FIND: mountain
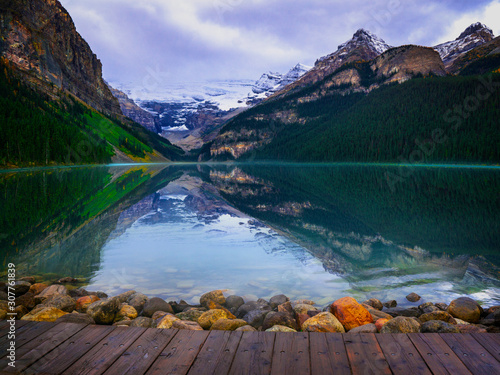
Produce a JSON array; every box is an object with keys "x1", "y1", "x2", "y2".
[
  {"x1": 434, "y1": 22, "x2": 495, "y2": 69},
  {"x1": 0, "y1": 0, "x2": 184, "y2": 166},
  {"x1": 448, "y1": 36, "x2": 500, "y2": 75}
]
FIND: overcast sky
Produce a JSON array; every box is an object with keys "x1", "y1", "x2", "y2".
[{"x1": 60, "y1": 0, "x2": 500, "y2": 86}]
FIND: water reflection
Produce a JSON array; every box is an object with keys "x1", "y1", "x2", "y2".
[{"x1": 1, "y1": 163, "x2": 499, "y2": 305}]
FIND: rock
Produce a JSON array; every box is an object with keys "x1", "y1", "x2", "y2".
[
  {"x1": 302, "y1": 312, "x2": 345, "y2": 333},
  {"x1": 126, "y1": 293, "x2": 148, "y2": 314},
  {"x1": 15, "y1": 305, "x2": 29, "y2": 319},
  {"x1": 406, "y1": 293, "x2": 421, "y2": 302},
  {"x1": 115, "y1": 290, "x2": 136, "y2": 303},
  {"x1": 294, "y1": 299, "x2": 315, "y2": 305},
  {"x1": 152, "y1": 311, "x2": 170, "y2": 321},
  {"x1": 236, "y1": 301, "x2": 270, "y2": 318},
  {"x1": 262, "y1": 312, "x2": 298, "y2": 331},
  {"x1": 235, "y1": 325, "x2": 257, "y2": 332},
  {"x1": 156, "y1": 314, "x2": 179, "y2": 329},
  {"x1": 200, "y1": 290, "x2": 226, "y2": 308},
  {"x1": 362, "y1": 298, "x2": 383, "y2": 311},
  {"x1": 266, "y1": 325, "x2": 297, "y2": 332},
  {"x1": 243, "y1": 309, "x2": 271, "y2": 329},
  {"x1": 86, "y1": 297, "x2": 120, "y2": 324},
  {"x1": 76, "y1": 295, "x2": 100, "y2": 312},
  {"x1": 421, "y1": 321, "x2": 460, "y2": 333},
  {"x1": 419, "y1": 302, "x2": 440, "y2": 314},
  {"x1": 384, "y1": 307, "x2": 420, "y2": 318},
  {"x1": 206, "y1": 301, "x2": 236, "y2": 319},
  {"x1": 95, "y1": 291, "x2": 108, "y2": 299},
  {"x1": 176, "y1": 310, "x2": 204, "y2": 322},
  {"x1": 173, "y1": 320, "x2": 204, "y2": 330},
  {"x1": 13, "y1": 281, "x2": 31, "y2": 296},
  {"x1": 115, "y1": 305, "x2": 138, "y2": 322},
  {"x1": 170, "y1": 301, "x2": 192, "y2": 314},
  {"x1": 435, "y1": 303, "x2": 448, "y2": 311},
  {"x1": 0, "y1": 301, "x2": 8, "y2": 311},
  {"x1": 44, "y1": 295, "x2": 76, "y2": 312},
  {"x1": 0, "y1": 309, "x2": 7, "y2": 320},
  {"x1": 447, "y1": 297, "x2": 482, "y2": 323},
  {"x1": 210, "y1": 319, "x2": 248, "y2": 331},
  {"x1": 57, "y1": 277, "x2": 78, "y2": 284},
  {"x1": 454, "y1": 318, "x2": 470, "y2": 325},
  {"x1": 348, "y1": 323, "x2": 378, "y2": 333},
  {"x1": 486, "y1": 306, "x2": 500, "y2": 315},
  {"x1": 114, "y1": 320, "x2": 133, "y2": 326},
  {"x1": 68, "y1": 288, "x2": 89, "y2": 298},
  {"x1": 277, "y1": 301, "x2": 294, "y2": 315},
  {"x1": 293, "y1": 304, "x2": 318, "y2": 315},
  {"x1": 269, "y1": 295, "x2": 289, "y2": 309},
  {"x1": 366, "y1": 307, "x2": 393, "y2": 321},
  {"x1": 330, "y1": 297, "x2": 373, "y2": 331},
  {"x1": 383, "y1": 300, "x2": 397, "y2": 308},
  {"x1": 35, "y1": 284, "x2": 67, "y2": 304},
  {"x1": 21, "y1": 307, "x2": 68, "y2": 322},
  {"x1": 380, "y1": 316, "x2": 420, "y2": 333},
  {"x1": 0, "y1": 291, "x2": 7, "y2": 300},
  {"x1": 296, "y1": 313, "x2": 312, "y2": 330},
  {"x1": 130, "y1": 317, "x2": 153, "y2": 328},
  {"x1": 142, "y1": 297, "x2": 173, "y2": 317},
  {"x1": 199, "y1": 309, "x2": 230, "y2": 329},
  {"x1": 19, "y1": 276, "x2": 36, "y2": 284},
  {"x1": 375, "y1": 318, "x2": 390, "y2": 332},
  {"x1": 456, "y1": 324, "x2": 487, "y2": 333},
  {"x1": 225, "y1": 295, "x2": 245, "y2": 311},
  {"x1": 419, "y1": 311, "x2": 457, "y2": 324},
  {"x1": 15, "y1": 292, "x2": 35, "y2": 310},
  {"x1": 56, "y1": 313, "x2": 95, "y2": 324}
]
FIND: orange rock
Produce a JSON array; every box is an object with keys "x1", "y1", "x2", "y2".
[
  {"x1": 207, "y1": 300, "x2": 236, "y2": 319},
  {"x1": 76, "y1": 295, "x2": 100, "y2": 312},
  {"x1": 375, "y1": 318, "x2": 389, "y2": 332},
  {"x1": 330, "y1": 297, "x2": 373, "y2": 331},
  {"x1": 29, "y1": 283, "x2": 48, "y2": 296},
  {"x1": 296, "y1": 313, "x2": 310, "y2": 330}
]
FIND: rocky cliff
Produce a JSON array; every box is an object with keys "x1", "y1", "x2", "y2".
[{"x1": 0, "y1": 0, "x2": 121, "y2": 115}]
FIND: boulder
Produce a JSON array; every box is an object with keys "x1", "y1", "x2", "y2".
[
  {"x1": 362, "y1": 298, "x2": 383, "y2": 311},
  {"x1": 0, "y1": 291, "x2": 7, "y2": 300},
  {"x1": 0, "y1": 309, "x2": 6, "y2": 320},
  {"x1": 126, "y1": 293, "x2": 148, "y2": 314},
  {"x1": 13, "y1": 281, "x2": 31, "y2": 296},
  {"x1": 156, "y1": 314, "x2": 179, "y2": 329},
  {"x1": 236, "y1": 301, "x2": 270, "y2": 319},
  {"x1": 115, "y1": 290, "x2": 136, "y2": 303},
  {"x1": 486, "y1": 305, "x2": 500, "y2": 315},
  {"x1": 418, "y1": 302, "x2": 440, "y2": 314},
  {"x1": 86, "y1": 297, "x2": 120, "y2": 324},
  {"x1": 277, "y1": 301, "x2": 294, "y2": 315},
  {"x1": 262, "y1": 312, "x2": 298, "y2": 331},
  {"x1": 44, "y1": 295, "x2": 77, "y2": 313},
  {"x1": 293, "y1": 304, "x2": 317, "y2": 315},
  {"x1": 293, "y1": 299, "x2": 315, "y2": 305},
  {"x1": 383, "y1": 300, "x2": 397, "y2": 308},
  {"x1": 76, "y1": 295, "x2": 100, "y2": 312},
  {"x1": 206, "y1": 301, "x2": 236, "y2": 319},
  {"x1": 210, "y1": 319, "x2": 248, "y2": 331},
  {"x1": 366, "y1": 307, "x2": 392, "y2": 321},
  {"x1": 375, "y1": 318, "x2": 390, "y2": 332},
  {"x1": 348, "y1": 323, "x2": 378, "y2": 333},
  {"x1": 435, "y1": 303, "x2": 448, "y2": 311},
  {"x1": 198, "y1": 309, "x2": 230, "y2": 329},
  {"x1": 266, "y1": 325, "x2": 297, "y2": 332},
  {"x1": 176, "y1": 310, "x2": 204, "y2": 322},
  {"x1": 130, "y1": 317, "x2": 153, "y2": 328},
  {"x1": 35, "y1": 285, "x2": 68, "y2": 304},
  {"x1": 21, "y1": 307, "x2": 68, "y2": 322},
  {"x1": 384, "y1": 307, "x2": 420, "y2": 318},
  {"x1": 269, "y1": 295, "x2": 289, "y2": 309},
  {"x1": 172, "y1": 320, "x2": 204, "y2": 330},
  {"x1": 406, "y1": 293, "x2": 421, "y2": 302},
  {"x1": 56, "y1": 313, "x2": 95, "y2": 325},
  {"x1": 421, "y1": 321, "x2": 460, "y2": 333},
  {"x1": 380, "y1": 316, "x2": 420, "y2": 333},
  {"x1": 15, "y1": 292, "x2": 35, "y2": 310},
  {"x1": 170, "y1": 301, "x2": 192, "y2": 313},
  {"x1": 243, "y1": 309, "x2": 271, "y2": 329},
  {"x1": 15, "y1": 305, "x2": 29, "y2": 319},
  {"x1": 19, "y1": 276, "x2": 36, "y2": 284},
  {"x1": 456, "y1": 324, "x2": 487, "y2": 333},
  {"x1": 200, "y1": 290, "x2": 226, "y2": 308},
  {"x1": 114, "y1": 320, "x2": 133, "y2": 326},
  {"x1": 57, "y1": 277, "x2": 78, "y2": 284},
  {"x1": 142, "y1": 297, "x2": 173, "y2": 317},
  {"x1": 225, "y1": 295, "x2": 245, "y2": 311},
  {"x1": 29, "y1": 283, "x2": 48, "y2": 296},
  {"x1": 330, "y1": 297, "x2": 372, "y2": 331},
  {"x1": 115, "y1": 305, "x2": 138, "y2": 322},
  {"x1": 447, "y1": 297, "x2": 482, "y2": 323},
  {"x1": 419, "y1": 311, "x2": 457, "y2": 324},
  {"x1": 235, "y1": 325, "x2": 257, "y2": 332},
  {"x1": 302, "y1": 312, "x2": 345, "y2": 333}
]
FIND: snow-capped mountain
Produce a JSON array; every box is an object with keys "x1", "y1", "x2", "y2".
[{"x1": 434, "y1": 22, "x2": 494, "y2": 66}]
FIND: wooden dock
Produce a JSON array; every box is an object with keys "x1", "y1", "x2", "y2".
[{"x1": 0, "y1": 321, "x2": 499, "y2": 374}]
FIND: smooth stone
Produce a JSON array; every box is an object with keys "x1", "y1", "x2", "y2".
[
  {"x1": 330, "y1": 297, "x2": 373, "y2": 331},
  {"x1": 15, "y1": 292, "x2": 36, "y2": 310},
  {"x1": 435, "y1": 302, "x2": 448, "y2": 311},
  {"x1": 206, "y1": 301, "x2": 236, "y2": 319},
  {"x1": 293, "y1": 304, "x2": 317, "y2": 315},
  {"x1": 277, "y1": 301, "x2": 294, "y2": 315},
  {"x1": 302, "y1": 312, "x2": 345, "y2": 333},
  {"x1": 19, "y1": 276, "x2": 36, "y2": 284},
  {"x1": 56, "y1": 313, "x2": 95, "y2": 324},
  {"x1": 456, "y1": 324, "x2": 487, "y2": 333},
  {"x1": 243, "y1": 309, "x2": 271, "y2": 329},
  {"x1": 21, "y1": 307, "x2": 68, "y2": 322},
  {"x1": 210, "y1": 319, "x2": 248, "y2": 331},
  {"x1": 0, "y1": 291, "x2": 7, "y2": 300},
  {"x1": 419, "y1": 311, "x2": 457, "y2": 324},
  {"x1": 156, "y1": 314, "x2": 179, "y2": 329},
  {"x1": 126, "y1": 293, "x2": 148, "y2": 314},
  {"x1": 86, "y1": 297, "x2": 120, "y2": 324},
  {"x1": 113, "y1": 320, "x2": 133, "y2": 326},
  {"x1": 235, "y1": 325, "x2": 257, "y2": 332},
  {"x1": 486, "y1": 305, "x2": 500, "y2": 315},
  {"x1": 44, "y1": 295, "x2": 76, "y2": 312},
  {"x1": 0, "y1": 309, "x2": 6, "y2": 320},
  {"x1": 200, "y1": 290, "x2": 226, "y2": 308},
  {"x1": 348, "y1": 323, "x2": 378, "y2": 333},
  {"x1": 15, "y1": 305, "x2": 29, "y2": 319},
  {"x1": 236, "y1": 301, "x2": 270, "y2": 319},
  {"x1": 293, "y1": 299, "x2": 315, "y2": 305},
  {"x1": 362, "y1": 298, "x2": 383, "y2": 311},
  {"x1": 366, "y1": 307, "x2": 393, "y2": 321},
  {"x1": 115, "y1": 305, "x2": 138, "y2": 322},
  {"x1": 0, "y1": 301, "x2": 8, "y2": 311},
  {"x1": 57, "y1": 277, "x2": 78, "y2": 284},
  {"x1": 170, "y1": 301, "x2": 193, "y2": 314},
  {"x1": 35, "y1": 285, "x2": 67, "y2": 304},
  {"x1": 176, "y1": 310, "x2": 204, "y2": 322},
  {"x1": 383, "y1": 300, "x2": 397, "y2": 308},
  {"x1": 130, "y1": 317, "x2": 153, "y2": 328},
  {"x1": 68, "y1": 288, "x2": 90, "y2": 298},
  {"x1": 419, "y1": 302, "x2": 440, "y2": 314},
  {"x1": 265, "y1": 325, "x2": 297, "y2": 332},
  {"x1": 375, "y1": 318, "x2": 390, "y2": 332},
  {"x1": 447, "y1": 297, "x2": 482, "y2": 323},
  {"x1": 142, "y1": 297, "x2": 173, "y2": 317},
  {"x1": 421, "y1": 320, "x2": 460, "y2": 333},
  {"x1": 115, "y1": 290, "x2": 136, "y2": 303},
  {"x1": 384, "y1": 307, "x2": 420, "y2": 318},
  {"x1": 13, "y1": 281, "x2": 31, "y2": 296},
  {"x1": 152, "y1": 311, "x2": 170, "y2": 321},
  {"x1": 380, "y1": 316, "x2": 420, "y2": 333},
  {"x1": 198, "y1": 309, "x2": 230, "y2": 329},
  {"x1": 225, "y1": 295, "x2": 245, "y2": 311},
  {"x1": 262, "y1": 311, "x2": 298, "y2": 331},
  {"x1": 76, "y1": 295, "x2": 100, "y2": 312},
  {"x1": 406, "y1": 293, "x2": 421, "y2": 302},
  {"x1": 173, "y1": 320, "x2": 204, "y2": 330},
  {"x1": 269, "y1": 295, "x2": 289, "y2": 309}
]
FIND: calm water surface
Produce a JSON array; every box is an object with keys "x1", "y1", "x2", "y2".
[{"x1": 1, "y1": 163, "x2": 499, "y2": 306}]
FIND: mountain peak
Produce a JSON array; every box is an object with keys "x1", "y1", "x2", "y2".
[
  {"x1": 337, "y1": 28, "x2": 391, "y2": 55},
  {"x1": 457, "y1": 22, "x2": 494, "y2": 40}
]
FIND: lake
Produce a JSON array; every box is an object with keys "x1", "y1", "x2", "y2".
[{"x1": 1, "y1": 163, "x2": 499, "y2": 307}]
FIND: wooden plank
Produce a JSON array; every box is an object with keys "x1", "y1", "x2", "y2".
[
  {"x1": 0, "y1": 321, "x2": 44, "y2": 354},
  {"x1": 1, "y1": 322, "x2": 87, "y2": 373},
  {"x1": 408, "y1": 333, "x2": 472, "y2": 375},
  {"x1": 309, "y1": 332, "x2": 350, "y2": 375},
  {"x1": 146, "y1": 329, "x2": 210, "y2": 375},
  {"x1": 188, "y1": 330, "x2": 242, "y2": 375},
  {"x1": 228, "y1": 331, "x2": 275, "y2": 375},
  {"x1": 270, "y1": 332, "x2": 309, "y2": 375},
  {"x1": 376, "y1": 333, "x2": 432, "y2": 374},
  {"x1": 62, "y1": 326, "x2": 146, "y2": 375},
  {"x1": 24, "y1": 324, "x2": 116, "y2": 375},
  {"x1": 0, "y1": 320, "x2": 30, "y2": 338},
  {"x1": 440, "y1": 333, "x2": 500, "y2": 374},
  {"x1": 103, "y1": 328, "x2": 178, "y2": 375},
  {"x1": 471, "y1": 333, "x2": 500, "y2": 363},
  {"x1": 344, "y1": 333, "x2": 391, "y2": 375}
]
